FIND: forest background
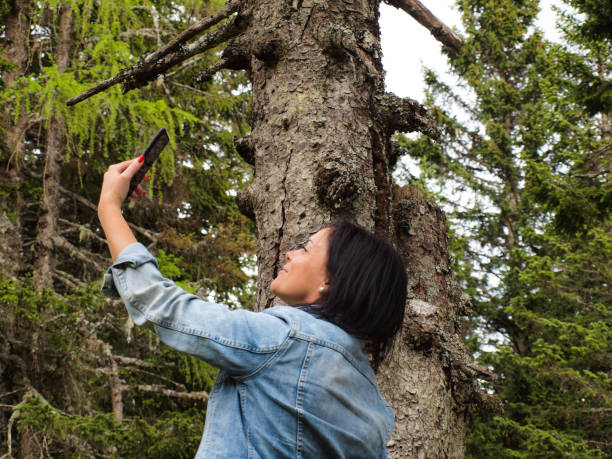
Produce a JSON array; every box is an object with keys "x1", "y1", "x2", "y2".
[{"x1": 0, "y1": 0, "x2": 609, "y2": 457}]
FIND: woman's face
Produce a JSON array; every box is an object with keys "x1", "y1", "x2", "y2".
[{"x1": 270, "y1": 228, "x2": 331, "y2": 305}]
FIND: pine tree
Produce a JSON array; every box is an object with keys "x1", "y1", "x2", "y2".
[
  {"x1": 560, "y1": 0, "x2": 612, "y2": 116},
  {"x1": 397, "y1": 0, "x2": 611, "y2": 456}
]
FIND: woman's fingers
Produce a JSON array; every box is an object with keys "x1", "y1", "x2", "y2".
[
  {"x1": 128, "y1": 184, "x2": 146, "y2": 200},
  {"x1": 123, "y1": 155, "x2": 145, "y2": 179},
  {"x1": 108, "y1": 159, "x2": 135, "y2": 173},
  {"x1": 100, "y1": 156, "x2": 145, "y2": 208}
]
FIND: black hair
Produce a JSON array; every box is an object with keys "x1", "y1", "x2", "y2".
[{"x1": 302, "y1": 220, "x2": 407, "y2": 372}]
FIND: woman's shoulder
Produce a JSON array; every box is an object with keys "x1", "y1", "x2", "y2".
[
  {"x1": 263, "y1": 305, "x2": 376, "y2": 383},
  {"x1": 263, "y1": 305, "x2": 356, "y2": 347},
  {"x1": 262, "y1": 304, "x2": 338, "y2": 336}
]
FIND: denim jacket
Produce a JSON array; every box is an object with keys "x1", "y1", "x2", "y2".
[{"x1": 102, "y1": 243, "x2": 394, "y2": 458}]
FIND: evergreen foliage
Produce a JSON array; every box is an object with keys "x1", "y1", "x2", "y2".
[
  {"x1": 0, "y1": 0, "x2": 253, "y2": 454},
  {"x1": 396, "y1": 0, "x2": 611, "y2": 456},
  {"x1": 558, "y1": 0, "x2": 612, "y2": 115}
]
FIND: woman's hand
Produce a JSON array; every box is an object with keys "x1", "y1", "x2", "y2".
[
  {"x1": 98, "y1": 156, "x2": 147, "y2": 210},
  {"x1": 98, "y1": 156, "x2": 147, "y2": 261}
]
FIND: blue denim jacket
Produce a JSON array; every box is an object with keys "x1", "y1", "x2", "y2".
[{"x1": 102, "y1": 243, "x2": 394, "y2": 458}]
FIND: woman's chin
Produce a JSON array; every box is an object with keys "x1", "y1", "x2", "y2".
[{"x1": 270, "y1": 280, "x2": 279, "y2": 296}]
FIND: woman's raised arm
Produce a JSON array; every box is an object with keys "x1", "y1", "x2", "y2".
[{"x1": 98, "y1": 156, "x2": 146, "y2": 261}]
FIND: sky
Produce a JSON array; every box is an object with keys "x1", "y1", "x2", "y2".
[{"x1": 379, "y1": 1, "x2": 562, "y2": 101}]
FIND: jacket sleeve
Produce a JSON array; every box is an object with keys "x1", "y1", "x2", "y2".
[{"x1": 101, "y1": 243, "x2": 291, "y2": 377}]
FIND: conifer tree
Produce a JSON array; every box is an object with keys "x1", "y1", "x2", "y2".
[
  {"x1": 560, "y1": 0, "x2": 612, "y2": 116},
  {"x1": 398, "y1": 0, "x2": 611, "y2": 455}
]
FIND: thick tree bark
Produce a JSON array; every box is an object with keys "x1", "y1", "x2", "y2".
[
  {"x1": 0, "y1": 0, "x2": 32, "y2": 277},
  {"x1": 245, "y1": 0, "x2": 435, "y2": 308},
  {"x1": 2, "y1": 0, "x2": 32, "y2": 166},
  {"x1": 240, "y1": 0, "x2": 474, "y2": 455},
  {"x1": 2, "y1": 0, "x2": 31, "y2": 84},
  {"x1": 33, "y1": 3, "x2": 73, "y2": 290},
  {"x1": 379, "y1": 185, "x2": 475, "y2": 457}
]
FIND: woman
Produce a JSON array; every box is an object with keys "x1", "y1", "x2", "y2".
[{"x1": 99, "y1": 156, "x2": 407, "y2": 458}]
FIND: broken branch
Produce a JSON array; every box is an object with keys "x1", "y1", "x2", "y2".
[
  {"x1": 51, "y1": 235, "x2": 106, "y2": 271},
  {"x1": 136, "y1": 384, "x2": 209, "y2": 401},
  {"x1": 378, "y1": 92, "x2": 440, "y2": 140},
  {"x1": 121, "y1": 15, "x2": 244, "y2": 93},
  {"x1": 194, "y1": 57, "x2": 235, "y2": 84},
  {"x1": 53, "y1": 269, "x2": 84, "y2": 289},
  {"x1": 384, "y1": 0, "x2": 463, "y2": 53},
  {"x1": 66, "y1": 0, "x2": 243, "y2": 106}
]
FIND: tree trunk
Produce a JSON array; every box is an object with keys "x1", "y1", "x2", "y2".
[
  {"x1": 0, "y1": 0, "x2": 32, "y2": 277},
  {"x1": 379, "y1": 185, "x2": 474, "y2": 457},
  {"x1": 33, "y1": 3, "x2": 73, "y2": 290},
  {"x1": 238, "y1": 0, "x2": 473, "y2": 455},
  {"x1": 3, "y1": 0, "x2": 30, "y2": 85},
  {"x1": 244, "y1": 0, "x2": 435, "y2": 308}
]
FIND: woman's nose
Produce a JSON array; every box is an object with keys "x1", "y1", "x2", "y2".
[{"x1": 286, "y1": 250, "x2": 294, "y2": 261}]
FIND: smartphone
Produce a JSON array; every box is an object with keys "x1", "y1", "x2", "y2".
[{"x1": 127, "y1": 128, "x2": 169, "y2": 200}]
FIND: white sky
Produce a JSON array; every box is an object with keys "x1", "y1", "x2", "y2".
[{"x1": 380, "y1": 0, "x2": 562, "y2": 101}]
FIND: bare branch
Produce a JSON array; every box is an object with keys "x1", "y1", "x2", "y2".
[
  {"x1": 164, "y1": 55, "x2": 209, "y2": 78},
  {"x1": 384, "y1": 0, "x2": 463, "y2": 53},
  {"x1": 136, "y1": 384, "x2": 209, "y2": 401},
  {"x1": 118, "y1": 28, "x2": 157, "y2": 40},
  {"x1": 53, "y1": 269, "x2": 84, "y2": 289},
  {"x1": 167, "y1": 80, "x2": 216, "y2": 98},
  {"x1": 58, "y1": 218, "x2": 108, "y2": 245},
  {"x1": 138, "y1": 0, "x2": 241, "y2": 69},
  {"x1": 378, "y1": 92, "x2": 440, "y2": 140},
  {"x1": 121, "y1": 15, "x2": 244, "y2": 94},
  {"x1": 66, "y1": 1, "x2": 243, "y2": 106},
  {"x1": 55, "y1": 184, "x2": 158, "y2": 242},
  {"x1": 4, "y1": 387, "x2": 64, "y2": 458},
  {"x1": 51, "y1": 235, "x2": 106, "y2": 271},
  {"x1": 194, "y1": 57, "x2": 234, "y2": 84},
  {"x1": 112, "y1": 355, "x2": 156, "y2": 368}
]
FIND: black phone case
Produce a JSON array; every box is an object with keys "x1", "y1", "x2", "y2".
[{"x1": 127, "y1": 128, "x2": 169, "y2": 200}]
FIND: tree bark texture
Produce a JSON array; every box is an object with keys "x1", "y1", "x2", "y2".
[
  {"x1": 33, "y1": 3, "x2": 73, "y2": 290},
  {"x1": 236, "y1": 0, "x2": 473, "y2": 455},
  {"x1": 0, "y1": 170, "x2": 23, "y2": 278},
  {"x1": 379, "y1": 185, "x2": 474, "y2": 457},
  {"x1": 3, "y1": 0, "x2": 32, "y2": 163},
  {"x1": 244, "y1": 0, "x2": 435, "y2": 308},
  {"x1": 0, "y1": 0, "x2": 32, "y2": 277},
  {"x1": 2, "y1": 0, "x2": 31, "y2": 85}
]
